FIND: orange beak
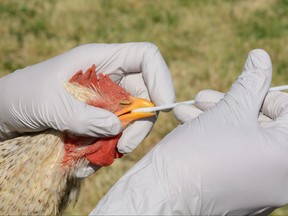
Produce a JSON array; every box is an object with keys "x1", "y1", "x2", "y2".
[{"x1": 115, "y1": 96, "x2": 155, "y2": 127}]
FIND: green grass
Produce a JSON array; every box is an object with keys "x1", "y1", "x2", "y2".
[{"x1": 1, "y1": 0, "x2": 288, "y2": 215}]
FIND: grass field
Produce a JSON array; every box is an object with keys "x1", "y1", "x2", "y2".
[{"x1": 1, "y1": 0, "x2": 288, "y2": 215}]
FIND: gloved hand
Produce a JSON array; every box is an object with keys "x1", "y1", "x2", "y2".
[
  {"x1": 174, "y1": 89, "x2": 272, "y2": 125},
  {"x1": 0, "y1": 43, "x2": 175, "y2": 176},
  {"x1": 90, "y1": 49, "x2": 288, "y2": 215}
]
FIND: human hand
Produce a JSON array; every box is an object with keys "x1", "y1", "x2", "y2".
[
  {"x1": 92, "y1": 49, "x2": 288, "y2": 215},
  {"x1": 168, "y1": 49, "x2": 287, "y2": 215},
  {"x1": 0, "y1": 43, "x2": 174, "y2": 151},
  {"x1": 174, "y1": 88, "x2": 272, "y2": 125}
]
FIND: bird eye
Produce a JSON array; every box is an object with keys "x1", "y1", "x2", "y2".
[{"x1": 119, "y1": 100, "x2": 131, "y2": 105}]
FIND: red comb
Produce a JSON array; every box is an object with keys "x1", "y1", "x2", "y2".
[
  {"x1": 69, "y1": 64, "x2": 129, "y2": 98},
  {"x1": 69, "y1": 64, "x2": 130, "y2": 113}
]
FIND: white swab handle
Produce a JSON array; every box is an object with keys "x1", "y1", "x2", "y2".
[{"x1": 132, "y1": 85, "x2": 288, "y2": 113}]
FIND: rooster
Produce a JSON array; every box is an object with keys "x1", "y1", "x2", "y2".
[{"x1": 0, "y1": 65, "x2": 155, "y2": 215}]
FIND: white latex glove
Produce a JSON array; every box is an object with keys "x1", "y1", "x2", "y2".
[
  {"x1": 90, "y1": 49, "x2": 288, "y2": 215},
  {"x1": 0, "y1": 43, "x2": 174, "y2": 151},
  {"x1": 175, "y1": 89, "x2": 274, "y2": 127},
  {"x1": 173, "y1": 89, "x2": 224, "y2": 123}
]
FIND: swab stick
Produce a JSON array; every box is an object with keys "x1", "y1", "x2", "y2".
[{"x1": 132, "y1": 85, "x2": 288, "y2": 113}]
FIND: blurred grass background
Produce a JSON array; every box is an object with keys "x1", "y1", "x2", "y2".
[{"x1": 1, "y1": 0, "x2": 288, "y2": 215}]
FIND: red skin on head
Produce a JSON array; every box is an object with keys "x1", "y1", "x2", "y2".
[
  {"x1": 63, "y1": 65, "x2": 128, "y2": 167},
  {"x1": 63, "y1": 134, "x2": 122, "y2": 167}
]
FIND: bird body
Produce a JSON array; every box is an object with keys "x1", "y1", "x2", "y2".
[
  {"x1": 0, "y1": 130, "x2": 81, "y2": 215},
  {"x1": 0, "y1": 65, "x2": 154, "y2": 215}
]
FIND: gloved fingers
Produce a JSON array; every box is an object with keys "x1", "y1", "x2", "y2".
[
  {"x1": 194, "y1": 89, "x2": 274, "y2": 127},
  {"x1": 117, "y1": 117, "x2": 155, "y2": 153},
  {"x1": 221, "y1": 49, "x2": 272, "y2": 122},
  {"x1": 52, "y1": 91, "x2": 122, "y2": 137},
  {"x1": 194, "y1": 89, "x2": 225, "y2": 111},
  {"x1": 262, "y1": 91, "x2": 288, "y2": 119},
  {"x1": 62, "y1": 42, "x2": 175, "y2": 107},
  {"x1": 173, "y1": 89, "x2": 274, "y2": 126},
  {"x1": 117, "y1": 73, "x2": 156, "y2": 153},
  {"x1": 258, "y1": 112, "x2": 273, "y2": 127},
  {"x1": 74, "y1": 163, "x2": 101, "y2": 178},
  {"x1": 173, "y1": 104, "x2": 203, "y2": 123},
  {"x1": 0, "y1": 43, "x2": 172, "y2": 142},
  {"x1": 119, "y1": 73, "x2": 150, "y2": 101},
  {"x1": 106, "y1": 42, "x2": 175, "y2": 107},
  {"x1": 260, "y1": 91, "x2": 288, "y2": 132},
  {"x1": 172, "y1": 89, "x2": 224, "y2": 124},
  {"x1": 137, "y1": 43, "x2": 175, "y2": 107}
]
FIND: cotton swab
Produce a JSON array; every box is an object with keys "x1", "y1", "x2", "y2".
[
  {"x1": 132, "y1": 100, "x2": 195, "y2": 113},
  {"x1": 269, "y1": 85, "x2": 288, "y2": 91},
  {"x1": 132, "y1": 85, "x2": 288, "y2": 113}
]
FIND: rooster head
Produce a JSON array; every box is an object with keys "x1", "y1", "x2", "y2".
[{"x1": 66, "y1": 64, "x2": 155, "y2": 127}]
